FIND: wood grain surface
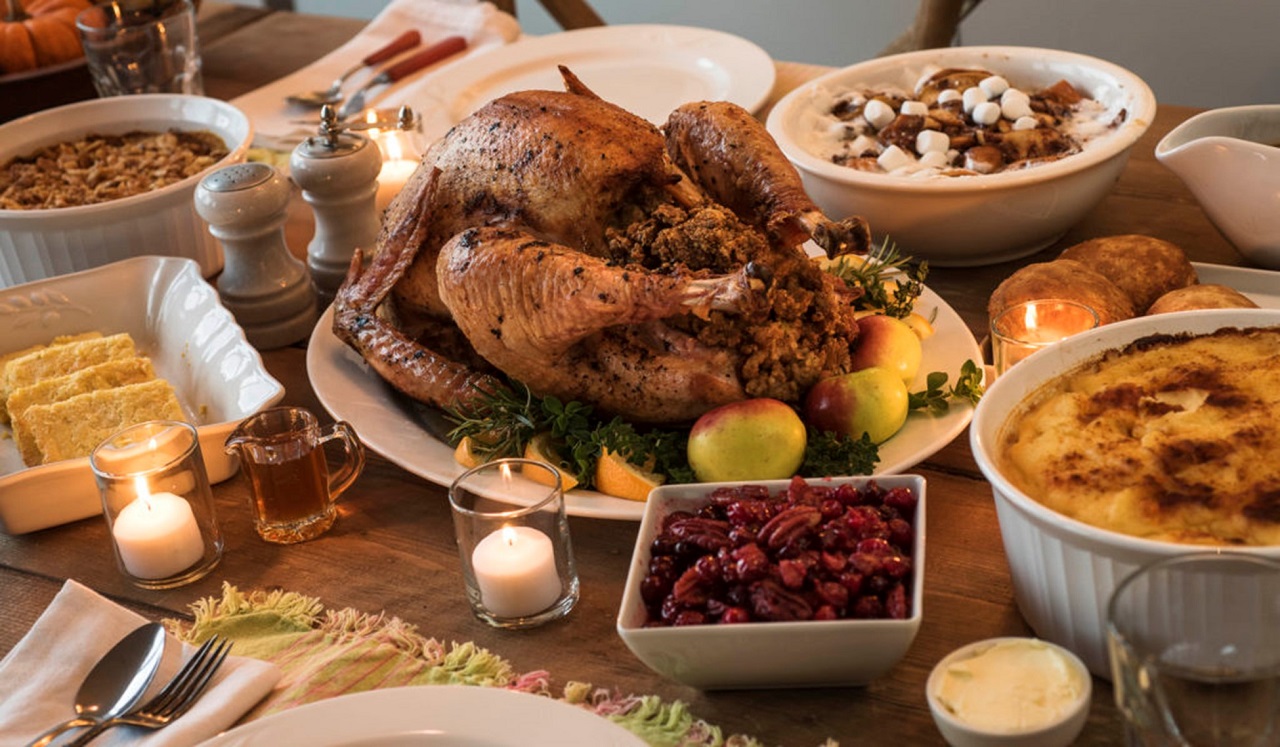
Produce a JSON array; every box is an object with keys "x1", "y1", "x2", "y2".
[{"x1": 0, "y1": 6, "x2": 1246, "y2": 745}]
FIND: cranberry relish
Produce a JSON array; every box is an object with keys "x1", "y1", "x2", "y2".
[{"x1": 641, "y1": 476, "x2": 918, "y2": 627}]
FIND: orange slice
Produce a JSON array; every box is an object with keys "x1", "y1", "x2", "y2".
[
  {"x1": 453, "y1": 436, "x2": 489, "y2": 469},
  {"x1": 522, "y1": 432, "x2": 580, "y2": 491},
  {"x1": 594, "y1": 448, "x2": 664, "y2": 502}
]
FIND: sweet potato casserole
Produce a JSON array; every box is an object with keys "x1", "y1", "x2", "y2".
[
  {"x1": 0, "y1": 129, "x2": 228, "y2": 210},
  {"x1": 998, "y1": 326, "x2": 1280, "y2": 546}
]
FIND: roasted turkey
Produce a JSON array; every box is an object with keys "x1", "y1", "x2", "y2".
[{"x1": 334, "y1": 68, "x2": 873, "y2": 424}]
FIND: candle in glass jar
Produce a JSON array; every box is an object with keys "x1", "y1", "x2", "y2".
[
  {"x1": 112, "y1": 479, "x2": 206, "y2": 580},
  {"x1": 471, "y1": 525, "x2": 562, "y2": 618},
  {"x1": 375, "y1": 158, "x2": 417, "y2": 214},
  {"x1": 991, "y1": 299, "x2": 1099, "y2": 376}
]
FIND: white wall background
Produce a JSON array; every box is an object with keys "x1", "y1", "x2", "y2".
[{"x1": 279, "y1": 0, "x2": 1278, "y2": 109}]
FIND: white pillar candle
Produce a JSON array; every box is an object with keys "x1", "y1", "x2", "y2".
[
  {"x1": 471, "y1": 525, "x2": 562, "y2": 618},
  {"x1": 112, "y1": 485, "x2": 206, "y2": 580}
]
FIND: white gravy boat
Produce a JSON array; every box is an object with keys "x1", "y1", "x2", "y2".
[{"x1": 1155, "y1": 105, "x2": 1280, "y2": 269}]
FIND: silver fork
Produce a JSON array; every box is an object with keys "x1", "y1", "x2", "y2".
[{"x1": 65, "y1": 636, "x2": 231, "y2": 746}]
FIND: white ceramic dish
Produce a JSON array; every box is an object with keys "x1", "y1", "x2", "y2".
[
  {"x1": 615, "y1": 475, "x2": 925, "y2": 689},
  {"x1": 970, "y1": 307, "x2": 1280, "y2": 677},
  {"x1": 0, "y1": 257, "x2": 284, "y2": 534},
  {"x1": 306, "y1": 283, "x2": 979, "y2": 521},
  {"x1": 765, "y1": 46, "x2": 1156, "y2": 266},
  {"x1": 411, "y1": 24, "x2": 775, "y2": 139},
  {"x1": 0, "y1": 94, "x2": 253, "y2": 288},
  {"x1": 1156, "y1": 105, "x2": 1280, "y2": 270},
  {"x1": 198, "y1": 685, "x2": 645, "y2": 746},
  {"x1": 1193, "y1": 261, "x2": 1280, "y2": 308},
  {"x1": 926, "y1": 637, "x2": 1090, "y2": 747}
]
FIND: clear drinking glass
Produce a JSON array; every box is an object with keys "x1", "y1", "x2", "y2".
[
  {"x1": 76, "y1": 0, "x2": 204, "y2": 97},
  {"x1": 448, "y1": 459, "x2": 579, "y2": 629},
  {"x1": 90, "y1": 420, "x2": 223, "y2": 589},
  {"x1": 1107, "y1": 553, "x2": 1280, "y2": 746}
]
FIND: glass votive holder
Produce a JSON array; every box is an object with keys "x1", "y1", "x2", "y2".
[
  {"x1": 991, "y1": 299, "x2": 1100, "y2": 377},
  {"x1": 90, "y1": 420, "x2": 223, "y2": 590},
  {"x1": 448, "y1": 459, "x2": 579, "y2": 629}
]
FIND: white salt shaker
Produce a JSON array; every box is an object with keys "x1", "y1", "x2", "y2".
[
  {"x1": 290, "y1": 106, "x2": 382, "y2": 307},
  {"x1": 194, "y1": 162, "x2": 317, "y2": 350}
]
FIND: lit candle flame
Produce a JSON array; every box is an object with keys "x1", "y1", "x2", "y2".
[
  {"x1": 1023, "y1": 302, "x2": 1039, "y2": 331},
  {"x1": 134, "y1": 476, "x2": 153, "y2": 508},
  {"x1": 501, "y1": 526, "x2": 519, "y2": 547}
]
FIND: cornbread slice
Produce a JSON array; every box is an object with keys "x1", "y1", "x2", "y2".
[
  {"x1": 8, "y1": 357, "x2": 158, "y2": 466},
  {"x1": 22, "y1": 379, "x2": 186, "y2": 465},
  {"x1": 0, "y1": 332, "x2": 103, "y2": 423}
]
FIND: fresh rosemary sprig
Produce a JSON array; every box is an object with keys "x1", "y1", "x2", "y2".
[{"x1": 823, "y1": 240, "x2": 929, "y2": 319}]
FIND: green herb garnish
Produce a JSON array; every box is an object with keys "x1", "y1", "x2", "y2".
[{"x1": 908, "y1": 359, "x2": 985, "y2": 415}]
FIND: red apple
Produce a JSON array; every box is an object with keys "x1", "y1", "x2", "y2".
[
  {"x1": 849, "y1": 313, "x2": 924, "y2": 384},
  {"x1": 804, "y1": 367, "x2": 909, "y2": 444},
  {"x1": 687, "y1": 398, "x2": 807, "y2": 483}
]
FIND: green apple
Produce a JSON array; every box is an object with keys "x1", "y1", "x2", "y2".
[
  {"x1": 849, "y1": 313, "x2": 923, "y2": 384},
  {"x1": 803, "y1": 367, "x2": 909, "y2": 444},
  {"x1": 687, "y1": 398, "x2": 807, "y2": 483}
]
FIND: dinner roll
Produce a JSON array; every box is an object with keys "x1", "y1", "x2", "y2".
[
  {"x1": 1058, "y1": 235, "x2": 1197, "y2": 313},
  {"x1": 988, "y1": 259, "x2": 1137, "y2": 328},
  {"x1": 1147, "y1": 284, "x2": 1259, "y2": 315}
]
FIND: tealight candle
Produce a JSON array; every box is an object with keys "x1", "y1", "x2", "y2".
[
  {"x1": 449, "y1": 458, "x2": 579, "y2": 628},
  {"x1": 370, "y1": 118, "x2": 422, "y2": 214},
  {"x1": 471, "y1": 525, "x2": 563, "y2": 618},
  {"x1": 375, "y1": 157, "x2": 417, "y2": 214},
  {"x1": 91, "y1": 420, "x2": 223, "y2": 589},
  {"x1": 991, "y1": 299, "x2": 1100, "y2": 376},
  {"x1": 112, "y1": 478, "x2": 206, "y2": 580}
]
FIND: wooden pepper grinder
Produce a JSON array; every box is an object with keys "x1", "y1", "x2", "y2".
[
  {"x1": 194, "y1": 162, "x2": 317, "y2": 350},
  {"x1": 290, "y1": 105, "x2": 383, "y2": 308}
]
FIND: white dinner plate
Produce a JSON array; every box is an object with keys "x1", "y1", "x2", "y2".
[
  {"x1": 409, "y1": 25, "x2": 776, "y2": 140},
  {"x1": 1192, "y1": 261, "x2": 1280, "y2": 308},
  {"x1": 307, "y1": 282, "x2": 982, "y2": 521},
  {"x1": 198, "y1": 686, "x2": 645, "y2": 746}
]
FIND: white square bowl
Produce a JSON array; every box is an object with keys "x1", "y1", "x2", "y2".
[
  {"x1": 0, "y1": 256, "x2": 285, "y2": 534},
  {"x1": 616, "y1": 475, "x2": 925, "y2": 689}
]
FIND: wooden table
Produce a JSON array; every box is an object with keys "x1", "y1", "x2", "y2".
[{"x1": 0, "y1": 6, "x2": 1244, "y2": 746}]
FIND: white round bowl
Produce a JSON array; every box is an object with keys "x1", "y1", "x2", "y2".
[
  {"x1": 1155, "y1": 105, "x2": 1280, "y2": 270},
  {"x1": 969, "y1": 307, "x2": 1280, "y2": 677},
  {"x1": 766, "y1": 46, "x2": 1156, "y2": 266},
  {"x1": 0, "y1": 94, "x2": 253, "y2": 288},
  {"x1": 926, "y1": 637, "x2": 1090, "y2": 747}
]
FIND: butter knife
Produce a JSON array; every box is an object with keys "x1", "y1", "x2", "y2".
[{"x1": 337, "y1": 35, "x2": 468, "y2": 120}]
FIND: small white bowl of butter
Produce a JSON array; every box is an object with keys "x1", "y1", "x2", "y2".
[{"x1": 926, "y1": 637, "x2": 1090, "y2": 747}]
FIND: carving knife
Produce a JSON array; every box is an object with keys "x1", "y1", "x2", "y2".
[{"x1": 337, "y1": 35, "x2": 468, "y2": 120}]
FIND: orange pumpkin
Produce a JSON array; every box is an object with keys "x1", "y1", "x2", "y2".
[{"x1": 0, "y1": 0, "x2": 93, "y2": 75}]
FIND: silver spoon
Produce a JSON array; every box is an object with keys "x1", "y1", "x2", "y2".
[
  {"x1": 25, "y1": 622, "x2": 167, "y2": 747},
  {"x1": 287, "y1": 29, "x2": 423, "y2": 108}
]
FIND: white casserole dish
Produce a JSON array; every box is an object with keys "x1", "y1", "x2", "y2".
[
  {"x1": 969, "y1": 307, "x2": 1280, "y2": 676},
  {"x1": 0, "y1": 94, "x2": 252, "y2": 288},
  {"x1": 0, "y1": 256, "x2": 284, "y2": 534}
]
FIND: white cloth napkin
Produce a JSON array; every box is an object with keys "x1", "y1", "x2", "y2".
[
  {"x1": 0, "y1": 580, "x2": 280, "y2": 747},
  {"x1": 233, "y1": 0, "x2": 521, "y2": 148}
]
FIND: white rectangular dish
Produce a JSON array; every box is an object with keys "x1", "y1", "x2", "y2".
[{"x1": 0, "y1": 256, "x2": 284, "y2": 534}]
